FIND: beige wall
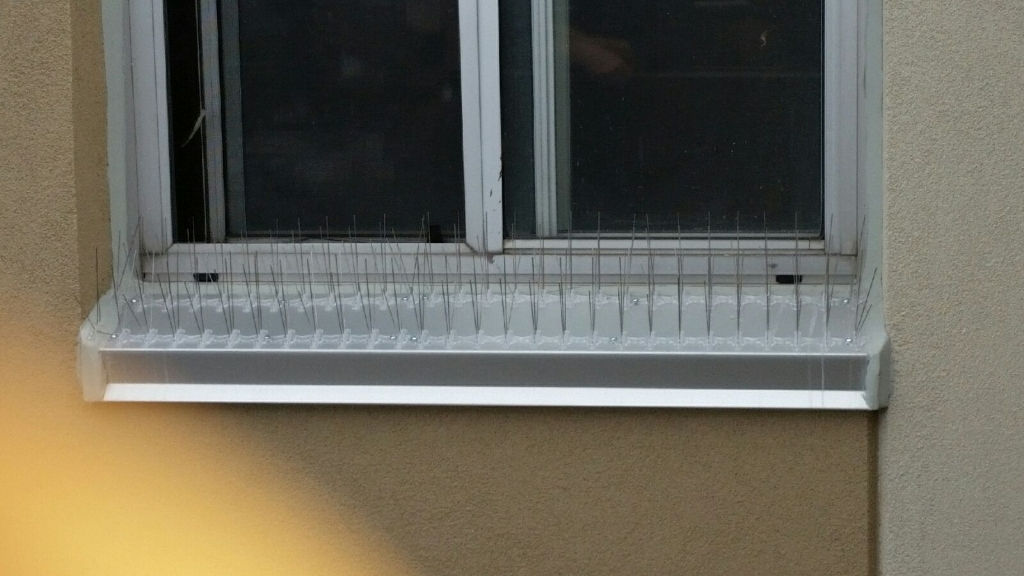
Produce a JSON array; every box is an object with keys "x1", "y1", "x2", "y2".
[
  {"x1": 0, "y1": 2, "x2": 879, "y2": 575},
  {"x1": 881, "y1": 2, "x2": 1024, "y2": 575}
]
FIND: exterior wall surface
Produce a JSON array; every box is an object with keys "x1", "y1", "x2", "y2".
[
  {"x1": 881, "y1": 2, "x2": 1024, "y2": 575},
  {"x1": 0, "y1": 2, "x2": 880, "y2": 575}
]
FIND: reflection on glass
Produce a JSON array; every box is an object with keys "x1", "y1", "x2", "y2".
[
  {"x1": 226, "y1": 0, "x2": 463, "y2": 237},
  {"x1": 503, "y1": 0, "x2": 824, "y2": 236}
]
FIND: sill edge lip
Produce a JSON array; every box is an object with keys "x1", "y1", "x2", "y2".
[
  {"x1": 80, "y1": 328, "x2": 888, "y2": 410},
  {"x1": 100, "y1": 384, "x2": 876, "y2": 410},
  {"x1": 79, "y1": 292, "x2": 890, "y2": 409}
]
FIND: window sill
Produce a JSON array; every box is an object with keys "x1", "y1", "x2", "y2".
[{"x1": 78, "y1": 285, "x2": 889, "y2": 410}]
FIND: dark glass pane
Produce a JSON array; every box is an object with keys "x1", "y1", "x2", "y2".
[
  {"x1": 499, "y1": 0, "x2": 536, "y2": 238},
  {"x1": 226, "y1": 0, "x2": 464, "y2": 238},
  {"x1": 503, "y1": 0, "x2": 824, "y2": 235},
  {"x1": 165, "y1": 1, "x2": 209, "y2": 241}
]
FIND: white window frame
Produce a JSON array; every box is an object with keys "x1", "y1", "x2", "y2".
[
  {"x1": 84, "y1": 0, "x2": 889, "y2": 409},
  {"x1": 132, "y1": 0, "x2": 507, "y2": 254},
  {"x1": 132, "y1": 0, "x2": 858, "y2": 265}
]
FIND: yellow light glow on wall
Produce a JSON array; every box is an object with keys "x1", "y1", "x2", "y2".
[{"x1": 1, "y1": 349, "x2": 418, "y2": 576}]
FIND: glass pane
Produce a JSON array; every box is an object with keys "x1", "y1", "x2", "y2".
[
  {"x1": 165, "y1": 1, "x2": 210, "y2": 241},
  {"x1": 498, "y1": 0, "x2": 536, "y2": 238},
  {"x1": 502, "y1": 0, "x2": 824, "y2": 236},
  {"x1": 222, "y1": 0, "x2": 464, "y2": 238}
]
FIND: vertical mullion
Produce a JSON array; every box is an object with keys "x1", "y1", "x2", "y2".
[
  {"x1": 824, "y1": 0, "x2": 858, "y2": 254},
  {"x1": 132, "y1": 0, "x2": 173, "y2": 251},
  {"x1": 460, "y1": 0, "x2": 503, "y2": 253},
  {"x1": 531, "y1": 0, "x2": 556, "y2": 236},
  {"x1": 532, "y1": 0, "x2": 570, "y2": 237},
  {"x1": 199, "y1": 0, "x2": 226, "y2": 241},
  {"x1": 480, "y1": 2, "x2": 504, "y2": 252},
  {"x1": 552, "y1": 0, "x2": 571, "y2": 233},
  {"x1": 220, "y1": 0, "x2": 246, "y2": 237}
]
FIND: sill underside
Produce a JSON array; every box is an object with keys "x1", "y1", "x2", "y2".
[
  {"x1": 84, "y1": 344, "x2": 879, "y2": 409},
  {"x1": 79, "y1": 282, "x2": 888, "y2": 409}
]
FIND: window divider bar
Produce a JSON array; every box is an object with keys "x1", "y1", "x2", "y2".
[
  {"x1": 147, "y1": 244, "x2": 855, "y2": 282},
  {"x1": 131, "y1": 0, "x2": 173, "y2": 252},
  {"x1": 460, "y1": 0, "x2": 504, "y2": 254},
  {"x1": 219, "y1": 0, "x2": 246, "y2": 238},
  {"x1": 533, "y1": 0, "x2": 572, "y2": 237},
  {"x1": 823, "y1": 0, "x2": 859, "y2": 255},
  {"x1": 199, "y1": 0, "x2": 226, "y2": 242},
  {"x1": 532, "y1": 0, "x2": 557, "y2": 236},
  {"x1": 552, "y1": 0, "x2": 572, "y2": 233}
]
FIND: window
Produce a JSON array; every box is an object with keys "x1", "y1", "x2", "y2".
[{"x1": 80, "y1": 0, "x2": 888, "y2": 408}]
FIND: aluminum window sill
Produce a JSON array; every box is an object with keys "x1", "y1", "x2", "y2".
[{"x1": 78, "y1": 284, "x2": 889, "y2": 409}]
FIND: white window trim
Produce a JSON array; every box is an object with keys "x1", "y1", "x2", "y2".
[
  {"x1": 131, "y1": 0, "x2": 858, "y2": 260},
  {"x1": 460, "y1": 0, "x2": 504, "y2": 253},
  {"x1": 129, "y1": 0, "x2": 173, "y2": 252},
  {"x1": 84, "y1": 0, "x2": 889, "y2": 409}
]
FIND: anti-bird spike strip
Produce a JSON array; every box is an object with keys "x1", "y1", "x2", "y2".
[{"x1": 90, "y1": 212, "x2": 870, "y2": 354}]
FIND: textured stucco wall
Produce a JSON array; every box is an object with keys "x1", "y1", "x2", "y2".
[
  {"x1": 1, "y1": 2, "x2": 875, "y2": 574},
  {"x1": 881, "y1": 2, "x2": 1024, "y2": 575}
]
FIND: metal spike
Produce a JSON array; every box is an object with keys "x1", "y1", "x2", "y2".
[
  {"x1": 539, "y1": 237, "x2": 545, "y2": 290},
  {"x1": 111, "y1": 235, "x2": 122, "y2": 329},
  {"x1": 456, "y1": 231, "x2": 463, "y2": 282},
  {"x1": 332, "y1": 254, "x2": 345, "y2": 334},
  {"x1": 442, "y1": 254, "x2": 452, "y2": 337},
  {"x1": 763, "y1": 213, "x2": 771, "y2": 346},
  {"x1": 411, "y1": 272, "x2": 422, "y2": 339},
  {"x1": 360, "y1": 259, "x2": 373, "y2": 331},
  {"x1": 217, "y1": 255, "x2": 230, "y2": 333},
  {"x1": 596, "y1": 212, "x2": 602, "y2": 291},
  {"x1": 470, "y1": 276, "x2": 480, "y2": 338},
  {"x1": 121, "y1": 294, "x2": 142, "y2": 329},
  {"x1": 735, "y1": 212, "x2": 742, "y2": 344},
  {"x1": 271, "y1": 262, "x2": 288, "y2": 334},
  {"x1": 183, "y1": 276, "x2": 202, "y2": 334},
  {"x1": 502, "y1": 260, "x2": 513, "y2": 339},
  {"x1": 647, "y1": 215, "x2": 654, "y2": 340},
  {"x1": 558, "y1": 258, "x2": 567, "y2": 340},
  {"x1": 254, "y1": 255, "x2": 263, "y2": 334},
  {"x1": 471, "y1": 248, "x2": 479, "y2": 326},
  {"x1": 627, "y1": 215, "x2": 636, "y2": 281},
  {"x1": 567, "y1": 216, "x2": 573, "y2": 294},
  {"x1": 386, "y1": 259, "x2": 400, "y2": 335},
  {"x1": 426, "y1": 212, "x2": 434, "y2": 286},
  {"x1": 135, "y1": 254, "x2": 150, "y2": 330},
  {"x1": 173, "y1": 250, "x2": 181, "y2": 333},
  {"x1": 825, "y1": 214, "x2": 834, "y2": 343},
  {"x1": 617, "y1": 256, "x2": 626, "y2": 342},
  {"x1": 854, "y1": 215, "x2": 869, "y2": 334},
  {"x1": 857, "y1": 267, "x2": 878, "y2": 338},
  {"x1": 500, "y1": 277, "x2": 509, "y2": 342},
  {"x1": 190, "y1": 231, "x2": 203, "y2": 333},
  {"x1": 706, "y1": 212, "x2": 713, "y2": 341},
  {"x1": 242, "y1": 259, "x2": 257, "y2": 334},
  {"x1": 227, "y1": 253, "x2": 236, "y2": 333},
  {"x1": 857, "y1": 303, "x2": 873, "y2": 334},
  {"x1": 307, "y1": 258, "x2": 318, "y2": 333},
  {"x1": 94, "y1": 248, "x2": 102, "y2": 325},
  {"x1": 589, "y1": 268, "x2": 596, "y2": 342},
  {"x1": 157, "y1": 263, "x2": 175, "y2": 333},
  {"x1": 794, "y1": 212, "x2": 801, "y2": 345},
  {"x1": 677, "y1": 217, "x2": 684, "y2": 343},
  {"x1": 530, "y1": 257, "x2": 539, "y2": 340}
]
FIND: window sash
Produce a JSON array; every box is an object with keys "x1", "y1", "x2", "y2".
[
  {"x1": 87, "y1": 0, "x2": 886, "y2": 409},
  {"x1": 823, "y1": 0, "x2": 860, "y2": 255},
  {"x1": 131, "y1": 0, "x2": 173, "y2": 252},
  {"x1": 460, "y1": 0, "x2": 504, "y2": 253},
  {"x1": 144, "y1": 241, "x2": 855, "y2": 287},
  {"x1": 130, "y1": 0, "x2": 860, "y2": 262}
]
